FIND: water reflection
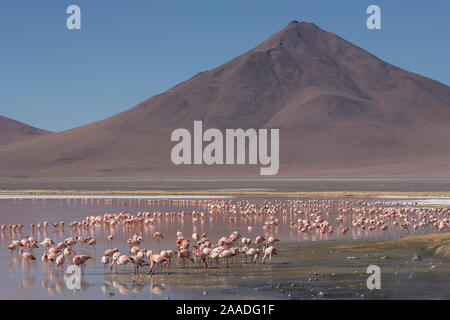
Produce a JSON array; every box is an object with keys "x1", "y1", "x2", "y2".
[{"x1": 101, "y1": 276, "x2": 168, "y2": 298}]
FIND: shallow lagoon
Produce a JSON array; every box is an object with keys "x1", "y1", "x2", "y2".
[{"x1": 0, "y1": 196, "x2": 448, "y2": 299}]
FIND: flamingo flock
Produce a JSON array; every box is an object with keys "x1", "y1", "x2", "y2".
[
  {"x1": 3, "y1": 198, "x2": 450, "y2": 277},
  {"x1": 6, "y1": 230, "x2": 281, "y2": 276},
  {"x1": 102, "y1": 229, "x2": 279, "y2": 275}
]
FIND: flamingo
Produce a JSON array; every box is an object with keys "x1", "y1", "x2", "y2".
[
  {"x1": 56, "y1": 254, "x2": 65, "y2": 267},
  {"x1": 148, "y1": 252, "x2": 168, "y2": 274},
  {"x1": 246, "y1": 248, "x2": 259, "y2": 264},
  {"x1": 117, "y1": 254, "x2": 131, "y2": 272},
  {"x1": 254, "y1": 235, "x2": 265, "y2": 247},
  {"x1": 107, "y1": 234, "x2": 114, "y2": 246},
  {"x1": 109, "y1": 252, "x2": 122, "y2": 272},
  {"x1": 261, "y1": 246, "x2": 277, "y2": 263},
  {"x1": 267, "y1": 236, "x2": 280, "y2": 245},
  {"x1": 101, "y1": 255, "x2": 110, "y2": 269},
  {"x1": 87, "y1": 238, "x2": 97, "y2": 251},
  {"x1": 19, "y1": 248, "x2": 36, "y2": 261},
  {"x1": 153, "y1": 232, "x2": 164, "y2": 240},
  {"x1": 130, "y1": 251, "x2": 147, "y2": 274},
  {"x1": 219, "y1": 249, "x2": 232, "y2": 268}
]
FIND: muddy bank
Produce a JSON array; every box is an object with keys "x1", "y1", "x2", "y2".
[
  {"x1": 3, "y1": 177, "x2": 450, "y2": 193},
  {"x1": 3, "y1": 190, "x2": 450, "y2": 197},
  {"x1": 336, "y1": 232, "x2": 450, "y2": 259}
]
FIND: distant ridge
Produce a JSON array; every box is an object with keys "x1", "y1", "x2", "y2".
[
  {"x1": 0, "y1": 21, "x2": 449, "y2": 177},
  {"x1": 0, "y1": 116, "x2": 52, "y2": 146}
]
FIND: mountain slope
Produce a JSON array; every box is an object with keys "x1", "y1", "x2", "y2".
[
  {"x1": 0, "y1": 116, "x2": 51, "y2": 146},
  {"x1": 0, "y1": 21, "x2": 449, "y2": 177}
]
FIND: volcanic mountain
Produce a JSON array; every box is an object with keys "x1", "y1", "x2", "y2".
[
  {"x1": 0, "y1": 116, "x2": 51, "y2": 146},
  {"x1": 1, "y1": 21, "x2": 450, "y2": 177}
]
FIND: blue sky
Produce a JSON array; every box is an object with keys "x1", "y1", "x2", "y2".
[{"x1": 0, "y1": 0, "x2": 449, "y2": 132}]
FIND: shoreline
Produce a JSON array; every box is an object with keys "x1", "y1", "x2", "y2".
[
  {"x1": 2, "y1": 177, "x2": 450, "y2": 193},
  {"x1": 2, "y1": 189, "x2": 450, "y2": 197}
]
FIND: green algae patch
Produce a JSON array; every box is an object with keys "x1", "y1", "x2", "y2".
[{"x1": 333, "y1": 232, "x2": 450, "y2": 260}]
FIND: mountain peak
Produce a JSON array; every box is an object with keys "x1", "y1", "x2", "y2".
[
  {"x1": 254, "y1": 21, "x2": 328, "y2": 53},
  {"x1": 0, "y1": 22, "x2": 449, "y2": 177},
  {"x1": 284, "y1": 21, "x2": 322, "y2": 31}
]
